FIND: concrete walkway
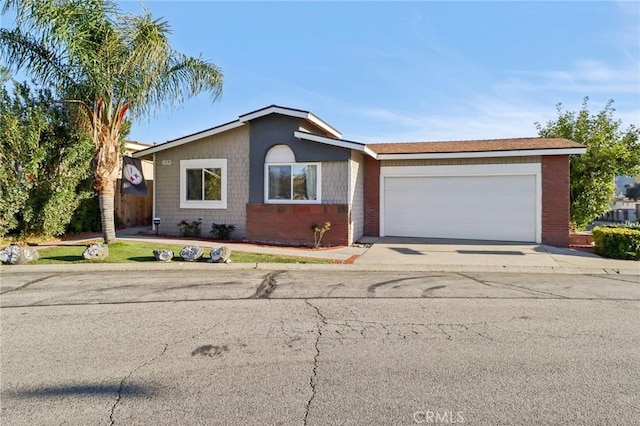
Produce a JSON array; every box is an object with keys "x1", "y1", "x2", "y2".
[
  {"x1": 355, "y1": 237, "x2": 639, "y2": 275},
  {"x1": 13, "y1": 228, "x2": 640, "y2": 275}
]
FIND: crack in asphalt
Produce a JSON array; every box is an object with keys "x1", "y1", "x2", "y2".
[
  {"x1": 109, "y1": 343, "x2": 168, "y2": 426},
  {"x1": 0, "y1": 274, "x2": 58, "y2": 295},
  {"x1": 588, "y1": 274, "x2": 640, "y2": 284},
  {"x1": 108, "y1": 325, "x2": 216, "y2": 425},
  {"x1": 303, "y1": 300, "x2": 326, "y2": 426},
  {"x1": 250, "y1": 271, "x2": 283, "y2": 299},
  {"x1": 3, "y1": 295, "x2": 638, "y2": 309},
  {"x1": 457, "y1": 273, "x2": 570, "y2": 299},
  {"x1": 323, "y1": 316, "x2": 495, "y2": 342}
]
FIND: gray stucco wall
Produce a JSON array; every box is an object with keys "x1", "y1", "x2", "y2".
[
  {"x1": 249, "y1": 114, "x2": 350, "y2": 203},
  {"x1": 154, "y1": 126, "x2": 250, "y2": 238},
  {"x1": 349, "y1": 151, "x2": 365, "y2": 243}
]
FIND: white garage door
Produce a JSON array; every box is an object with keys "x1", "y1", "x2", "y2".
[{"x1": 383, "y1": 172, "x2": 538, "y2": 242}]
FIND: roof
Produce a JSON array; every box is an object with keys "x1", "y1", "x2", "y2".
[
  {"x1": 124, "y1": 141, "x2": 152, "y2": 152},
  {"x1": 133, "y1": 105, "x2": 341, "y2": 159},
  {"x1": 366, "y1": 137, "x2": 586, "y2": 160},
  {"x1": 131, "y1": 105, "x2": 587, "y2": 160},
  {"x1": 294, "y1": 131, "x2": 365, "y2": 152},
  {"x1": 240, "y1": 105, "x2": 341, "y2": 138},
  {"x1": 367, "y1": 137, "x2": 584, "y2": 154}
]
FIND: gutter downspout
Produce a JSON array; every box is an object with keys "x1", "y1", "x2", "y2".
[{"x1": 152, "y1": 153, "x2": 157, "y2": 231}]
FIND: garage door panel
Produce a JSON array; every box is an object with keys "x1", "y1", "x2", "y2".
[{"x1": 384, "y1": 175, "x2": 537, "y2": 242}]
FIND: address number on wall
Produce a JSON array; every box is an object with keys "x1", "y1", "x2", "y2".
[{"x1": 161, "y1": 160, "x2": 172, "y2": 166}]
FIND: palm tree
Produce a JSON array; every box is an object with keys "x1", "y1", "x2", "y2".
[{"x1": 0, "y1": 0, "x2": 223, "y2": 242}]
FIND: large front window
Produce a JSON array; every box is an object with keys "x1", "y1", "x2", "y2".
[
  {"x1": 266, "y1": 163, "x2": 320, "y2": 202},
  {"x1": 180, "y1": 159, "x2": 227, "y2": 209}
]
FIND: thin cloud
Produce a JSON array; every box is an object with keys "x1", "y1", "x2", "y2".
[{"x1": 501, "y1": 60, "x2": 639, "y2": 95}]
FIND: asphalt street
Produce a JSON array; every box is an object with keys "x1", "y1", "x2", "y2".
[{"x1": 1, "y1": 270, "x2": 639, "y2": 425}]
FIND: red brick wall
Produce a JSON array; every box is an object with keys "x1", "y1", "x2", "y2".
[
  {"x1": 363, "y1": 156, "x2": 380, "y2": 236},
  {"x1": 246, "y1": 204, "x2": 350, "y2": 246},
  {"x1": 541, "y1": 155, "x2": 570, "y2": 247}
]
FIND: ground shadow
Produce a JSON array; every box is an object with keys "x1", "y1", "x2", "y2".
[
  {"x1": 5, "y1": 383, "x2": 155, "y2": 398},
  {"x1": 457, "y1": 250, "x2": 524, "y2": 256},
  {"x1": 39, "y1": 255, "x2": 83, "y2": 263},
  {"x1": 127, "y1": 256, "x2": 156, "y2": 262}
]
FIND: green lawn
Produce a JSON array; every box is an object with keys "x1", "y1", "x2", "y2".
[{"x1": 35, "y1": 241, "x2": 331, "y2": 264}]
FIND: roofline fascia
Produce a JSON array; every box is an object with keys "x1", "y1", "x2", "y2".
[
  {"x1": 132, "y1": 121, "x2": 245, "y2": 158},
  {"x1": 372, "y1": 148, "x2": 587, "y2": 160},
  {"x1": 364, "y1": 146, "x2": 378, "y2": 159},
  {"x1": 293, "y1": 131, "x2": 365, "y2": 152},
  {"x1": 241, "y1": 106, "x2": 342, "y2": 138}
]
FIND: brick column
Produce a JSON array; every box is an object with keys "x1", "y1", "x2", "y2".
[
  {"x1": 541, "y1": 155, "x2": 570, "y2": 247},
  {"x1": 363, "y1": 155, "x2": 380, "y2": 236}
]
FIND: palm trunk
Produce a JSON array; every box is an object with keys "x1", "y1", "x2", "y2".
[{"x1": 99, "y1": 182, "x2": 117, "y2": 243}]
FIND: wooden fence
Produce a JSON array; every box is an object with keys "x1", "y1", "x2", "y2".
[{"x1": 114, "y1": 180, "x2": 154, "y2": 227}]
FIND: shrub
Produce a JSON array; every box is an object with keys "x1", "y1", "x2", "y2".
[
  {"x1": 67, "y1": 192, "x2": 102, "y2": 233},
  {"x1": 177, "y1": 218, "x2": 202, "y2": 237},
  {"x1": 592, "y1": 226, "x2": 640, "y2": 260},
  {"x1": 211, "y1": 223, "x2": 235, "y2": 240}
]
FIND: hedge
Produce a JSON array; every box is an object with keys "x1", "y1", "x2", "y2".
[{"x1": 592, "y1": 227, "x2": 640, "y2": 261}]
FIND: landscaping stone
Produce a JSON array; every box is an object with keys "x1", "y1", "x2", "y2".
[
  {"x1": 180, "y1": 246, "x2": 204, "y2": 262},
  {"x1": 153, "y1": 249, "x2": 174, "y2": 262},
  {"x1": 209, "y1": 246, "x2": 231, "y2": 263},
  {"x1": 82, "y1": 244, "x2": 109, "y2": 261},
  {"x1": 0, "y1": 245, "x2": 39, "y2": 265}
]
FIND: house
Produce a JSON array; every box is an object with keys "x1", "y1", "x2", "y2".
[
  {"x1": 133, "y1": 105, "x2": 586, "y2": 247},
  {"x1": 601, "y1": 198, "x2": 640, "y2": 223}
]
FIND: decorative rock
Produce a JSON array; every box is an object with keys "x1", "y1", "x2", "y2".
[
  {"x1": 209, "y1": 246, "x2": 231, "y2": 263},
  {"x1": 82, "y1": 243, "x2": 109, "y2": 261},
  {"x1": 153, "y1": 249, "x2": 174, "y2": 262},
  {"x1": 0, "y1": 245, "x2": 39, "y2": 265},
  {"x1": 180, "y1": 246, "x2": 204, "y2": 262}
]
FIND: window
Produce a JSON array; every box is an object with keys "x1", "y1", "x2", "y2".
[
  {"x1": 180, "y1": 159, "x2": 227, "y2": 209},
  {"x1": 266, "y1": 163, "x2": 321, "y2": 203}
]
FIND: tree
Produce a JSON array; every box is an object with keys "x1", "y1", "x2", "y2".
[
  {"x1": 0, "y1": 0, "x2": 223, "y2": 243},
  {"x1": 626, "y1": 183, "x2": 640, "y2": 201},
  {"x1": 0, "y1": 80, "x2": 93, "y2": 237},
  {"x1": 536, "y1": 98, "x2": 640, "y2": 230}
]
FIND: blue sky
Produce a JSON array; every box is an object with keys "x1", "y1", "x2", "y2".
[{"x1": 5, "y1": 1, "x2": 640, "y2": 144}]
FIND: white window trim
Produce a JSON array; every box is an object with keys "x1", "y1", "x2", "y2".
[
  {"x1": 180, "y1": 159, "x2": 227, "y2": 209},
  {"x1": 264, "y1": 162, "x2": 322, "y2": 204}
]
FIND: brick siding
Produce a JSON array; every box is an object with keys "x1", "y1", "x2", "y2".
[
  {"x1": 363, "y1": 155, "x2": 380, "y2": 236},
  {"x1": 246, "y1": 203, "x2": 350, "y2": 246},
  {"x1": 541, "y1": 155, "x2": 570, "y2": 247}
]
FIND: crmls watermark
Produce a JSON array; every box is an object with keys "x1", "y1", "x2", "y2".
[{"x1": 413, "y1": 410, "x2": 464, "y2": 424}]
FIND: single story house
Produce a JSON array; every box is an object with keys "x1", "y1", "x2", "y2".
[{"x1": 133, "y1": 105, "x2": 586, "y2": 247}]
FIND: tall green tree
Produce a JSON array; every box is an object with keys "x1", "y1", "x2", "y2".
[
  {"x1": 0, "y1": 80, "x2": 93, "y2": 237},
  {"x1": 536, "y1": 98, "x2": 640, "y2": 230},
  {"x1": 0, "y1": 0, "x2": 223, "y2": 242}
]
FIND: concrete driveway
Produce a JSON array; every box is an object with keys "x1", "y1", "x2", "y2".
[{"x1": 354, "y1": 237, "x2": 640, "y2": 272}]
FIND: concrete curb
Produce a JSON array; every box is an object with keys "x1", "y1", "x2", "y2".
[{"x1": 2, "y1": 262, "x2": 638, "y2": 275}]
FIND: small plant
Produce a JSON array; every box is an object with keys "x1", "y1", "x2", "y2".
[
  {"x1": 211, "y1": 223, "x2": 236, "y2": 240},
  {"x1": 311, "y1": 221, "x2": 331, "y2": 248},
  {"x1": 177, "y1": 218, "x2": 202, "y2": 237}
]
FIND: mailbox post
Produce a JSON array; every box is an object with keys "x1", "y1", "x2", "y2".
[{"x1": 153, "y1": 217, "x2": 161, "y2": 236}]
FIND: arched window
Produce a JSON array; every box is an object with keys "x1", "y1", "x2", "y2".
[{"x1": 264, "y1": 145, "x2": 321, "y2": 203}]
